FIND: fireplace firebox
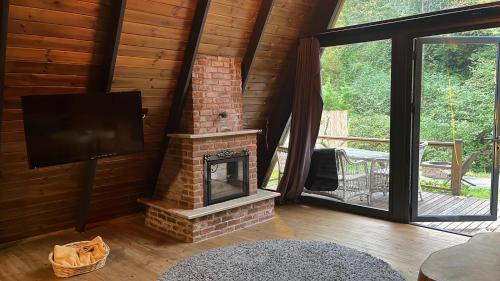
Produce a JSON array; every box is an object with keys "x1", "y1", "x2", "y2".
[{"x1": 204, "y1": 150, "x2": 249, "y2": 206}]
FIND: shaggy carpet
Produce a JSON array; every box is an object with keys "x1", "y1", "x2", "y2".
[{"x1": 158, "y1": 240, "x2": 407, "y2": 281}]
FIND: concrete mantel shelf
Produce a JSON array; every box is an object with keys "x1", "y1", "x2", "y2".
[
  {"x1": 138, "y1": 189, "x2": 279, "y2": 220},
  {"x1": 167, "y1": 129, "x2": 261, "y2": 139}
]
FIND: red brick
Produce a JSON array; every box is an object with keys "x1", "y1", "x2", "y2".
[{"x1": 144, "y1": 198, "x2": 274, "y2": 243}]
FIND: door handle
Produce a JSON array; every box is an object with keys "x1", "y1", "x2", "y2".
[{"x1": 482, "y1": 136, "x2": 500, "y2": 142}]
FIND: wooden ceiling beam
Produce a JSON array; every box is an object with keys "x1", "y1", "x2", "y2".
[
  {"x1": 257, "y1": 0, "x2": 342, "y2": 187},
  {"x1": 101, "y1": 0, "x2": 128, "y2": 92},
  {"x1": 241, "y1": 0, "x2": 275, "y2": 93},
  {"x1": 0, "y1": 1, "x2": 9, "y2": 153},
  {"x1": 150, "y1": 0, "x2": 212, "y2": 195},
  {"x1": 76, "y1": 0, "x2": 128, "y2": 233}
]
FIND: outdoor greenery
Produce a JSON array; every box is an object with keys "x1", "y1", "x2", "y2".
[
  {"x1": 421, "y1": 180, "x2": 492, "y2": 200},
  {"x1": 334, "y1": 0, "x2": 496, "y2": 28},
  {"x1": 321, "y1": 0, "x2": 499, "y2": 175},
  {"x1": 268, "y1": 169, "x2": 280, "y2": 187}
]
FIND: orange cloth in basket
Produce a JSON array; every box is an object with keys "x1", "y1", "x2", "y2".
[{"x1": 53, "y1": 236, "x2": 107, "y2": 267}]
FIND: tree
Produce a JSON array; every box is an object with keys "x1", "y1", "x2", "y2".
[{"x1": 321, "y1": 0, "x2": 499, "y2": 172}]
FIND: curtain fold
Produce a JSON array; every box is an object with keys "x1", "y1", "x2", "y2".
[{"x1": 277, "y1": 37, "x2": 323, "y2": 203}]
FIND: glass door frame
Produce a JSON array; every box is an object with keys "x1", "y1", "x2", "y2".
[
  {"x1": 411, "y1": 36, "x2": 500, "y2": 222},
  {"x1": 313, "y1": 3, "x2": 500, "y2": 223}
]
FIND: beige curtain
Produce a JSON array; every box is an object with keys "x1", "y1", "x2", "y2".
[{"x1": 277, "y1": 37, "x2": 323, "y2": 203}]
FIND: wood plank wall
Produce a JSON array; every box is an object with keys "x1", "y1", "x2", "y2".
[
  {"x1": 90, "y1": 0, "x2": 196, "y2": 225},
  {"x1": 199, "y1": 0, "x2": 259, "y2": 58},
  {"x1": 0, "y1": 0, "x2": 112, "y2": 242},
  {"x1": 0, "y1": 0, "x2": 324, "y2": 243},
  {"x1": 244, "y1": 0, "x2": 319, "y2": 128}
]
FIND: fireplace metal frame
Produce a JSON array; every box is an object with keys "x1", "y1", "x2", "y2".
[{"x1": 204, "y1": 150, "x2": 250, "y2": 206}]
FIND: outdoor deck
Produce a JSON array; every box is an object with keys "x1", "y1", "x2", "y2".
[
  {"x1": 303, "y1": 190, "x2": 500, "y2": 236},
  {"x1": 414, "y1": 192, "x2": 500, "y2": 236},
  {"x1": 273, "y1": 142, "x2": 499, "y2": 236}
]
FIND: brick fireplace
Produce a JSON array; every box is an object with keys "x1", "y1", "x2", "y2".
[{"x1": 138, "y1": 55, "x2": 279, "y2": 243}]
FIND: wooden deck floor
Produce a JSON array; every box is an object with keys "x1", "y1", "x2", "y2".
[
  {"x1": 415, "y1": 192, "x2": 500, "y2": 236},
  {"x1": 303, "y1": 190, "x2": 500, "y2": 236}
]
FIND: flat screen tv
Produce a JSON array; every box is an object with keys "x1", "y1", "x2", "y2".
[{"x1": 22, "y1": 91, "x2": 144, "y2": 169}]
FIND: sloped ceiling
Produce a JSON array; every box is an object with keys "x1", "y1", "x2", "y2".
[{"x1": 0, "y1": 0, "x2": 327, "y2": 242}]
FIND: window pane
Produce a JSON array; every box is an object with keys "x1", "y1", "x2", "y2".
[
  {"x1": 303, "y1": 39, "x2": 392, "y2": 211},
  {"x1": 334, "y1": 0, "x2": 496, "y2": 28}
]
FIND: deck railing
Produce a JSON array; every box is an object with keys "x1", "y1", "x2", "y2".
[{"x1": 315, "y1": 135, "x2": 464, "y2": 195}]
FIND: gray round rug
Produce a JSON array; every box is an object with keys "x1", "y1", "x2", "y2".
[{"x1": 159, "y1": 240, "x2": 406, "y2": 281}]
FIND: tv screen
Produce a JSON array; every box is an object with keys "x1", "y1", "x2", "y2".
[{"x1": 22, "y1": 91, "x2": 144, "y2": 169}]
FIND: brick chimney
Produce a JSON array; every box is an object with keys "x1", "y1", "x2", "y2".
[{"x1": 181, "y1": 55, "x2": 243, "y2": 134}]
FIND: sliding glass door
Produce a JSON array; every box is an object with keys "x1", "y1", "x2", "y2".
[
  {"x1": 411, "y1": 32, "x2": 500, "y2": 228},
  {"x1": 264, "y1": 2, "x2": 500, "y2": 224}
]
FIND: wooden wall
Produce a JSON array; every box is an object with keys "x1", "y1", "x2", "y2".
[
  {"x1": 0, "y1": 0, "x2": 325, "y2": 243},
  {"x1": 244, "y1": 0, "x2": 319, "y2": 128},
  {"x1": 199, "y1": 0, "x2": 258, "y2": 58},
  {"x1": 91, "y1": 0, "x2": 195, "y2": 226},
  {"x1": 0, "y1": 0, "x2": 111, "y2": 242}
]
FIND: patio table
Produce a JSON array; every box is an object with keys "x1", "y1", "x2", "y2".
[
  {"x1": 338, "y1": 148, "x2": 390, "y2": 198},
  {"x1": 338, "y1": 147, "x2": 389, "y2": 161}
]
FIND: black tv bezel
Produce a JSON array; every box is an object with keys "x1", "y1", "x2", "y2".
[{"x1": 21, "y1": 90, "x2": 145, "y2": 169}]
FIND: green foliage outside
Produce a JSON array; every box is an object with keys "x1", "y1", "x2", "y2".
[
  {"x1": 321, "y1": 0, "x2": 499, "y2": 176},
  {"x1": 421, "y1": 180, "x2": 492, "y2": 199},
  {"x1": 268, "y1": 169, "x2": 280, "y2": 187},
  {"x1": 334, "y1": 0, "x2": 496, "y2": 28}
]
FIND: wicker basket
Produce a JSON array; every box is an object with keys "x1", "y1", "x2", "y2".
[{"x1": 48, "y1": 241, "x2": 110, "y2": 278}]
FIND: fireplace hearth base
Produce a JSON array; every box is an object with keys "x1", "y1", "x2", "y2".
[{"x1": 138, "y1": 190, "x2": 278, "y2": 243}]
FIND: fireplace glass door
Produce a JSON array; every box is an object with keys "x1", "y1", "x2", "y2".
[{"x1": 204, "y1": 151, "x2": 249, "y2": 206}]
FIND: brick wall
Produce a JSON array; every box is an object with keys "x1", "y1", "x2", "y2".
[
  {"x1": 155, "y1": 134, "x2": 257, "y2": 209},
  {"x1": 145, "y1": 198, "x2": 275, "y2": 243},
  {"x1": 181, "y1": 55, "x2": 243, "y2": 134}
]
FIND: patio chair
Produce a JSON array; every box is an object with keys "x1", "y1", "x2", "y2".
[
  {"x1": 368, "y1": 142, "x2": 428, "y2": 203},
  {"x1": 442, "y1": 152, "x2": 480, "y2": 186},
  {"x1": 276, "y1": 143, "x2": 327, "y2": 183},
  {"x1": 369, "y1": 158, "x2": 390, "y2": 202},
  {"x1": 304, "y1": 149, "x2": 370, "y2": 204},
  {"x1": 276, "y1": 146, "x2": 288, "y2": 183}
]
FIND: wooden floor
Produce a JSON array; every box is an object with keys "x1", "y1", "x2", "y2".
[
  {"x1": 0, "y1": 204, "x2": 467, "y2": 281},
  {"x1": 307, "y1": 190, "x2": 500, "y2": 236}
]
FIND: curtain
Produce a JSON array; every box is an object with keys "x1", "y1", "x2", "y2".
[{"x1": 277, "y1": 37, "x2": 323, "y2": 203}]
